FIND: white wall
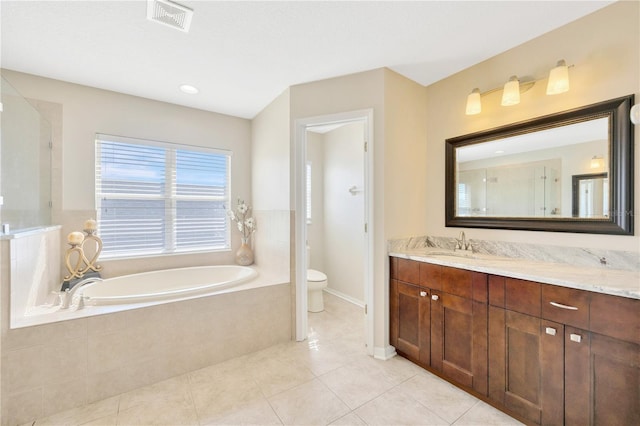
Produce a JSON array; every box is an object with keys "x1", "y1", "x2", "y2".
[
  {"x1": 306, "y1": 131, "x2": 325, "y2": 272},
  {"x1": 322, "y1": 122, "x2": 365, "y2": 302},
  {"x1": 425, "y1": 1, "x2": 639, "y2": 252}
]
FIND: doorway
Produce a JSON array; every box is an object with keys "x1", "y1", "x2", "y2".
[{"x1": 294, "y1": 109, "x2": 374, "y2": 356}]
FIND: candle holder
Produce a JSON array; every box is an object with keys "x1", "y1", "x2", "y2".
[{"x1": 63, "y1": 219, "x2": 103, "y2": 283}]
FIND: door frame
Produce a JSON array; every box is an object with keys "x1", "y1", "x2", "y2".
[{"x1": 294, "y1": 108, "x2": 374, "y2": 356}]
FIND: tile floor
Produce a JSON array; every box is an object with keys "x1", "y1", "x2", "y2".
[{"x1": 26, "y1": 293, "x2": 523, "y2": 425}]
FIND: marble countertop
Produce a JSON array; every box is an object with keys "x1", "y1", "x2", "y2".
[{"x1": 389, "y1": 248, "x2": 640, "y2": 300}]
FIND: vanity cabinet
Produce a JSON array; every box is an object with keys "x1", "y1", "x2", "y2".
[
  {"x1": 430, "y1": 266, "x2": 488, "y2": 395},
  {"x1": 390, "y1": 258, "x2": 431, "y2": 367},
  {"x1": 390, "y1": 258, "x2": 488, "y2": 394},
  {"x1": 488, "y1": 277, "x2": 564, "y2": 424},
  {"x1": 390, "y1": 255, "x2": 640, "y2": 426},
  {"x1": 488, "y1": 275, "x2": 640, "y2": 425}
]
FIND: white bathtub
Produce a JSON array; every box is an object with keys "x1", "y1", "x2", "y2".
[{"x1": 79, "y1": 265, "x2": 258, "y2": 305}]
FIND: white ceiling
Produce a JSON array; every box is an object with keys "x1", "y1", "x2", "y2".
[{"x1": 1, "y1": 0, "x2": 613, "y2": 119}]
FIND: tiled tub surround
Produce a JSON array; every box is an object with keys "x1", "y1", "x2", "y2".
[
  {"x1": 1, "y1": 282, "x2": 291, "y2": 426},
  {"x1": 1, "y1": 220, "x2": 293, "y2": 425},
  {"x1": 389, "y1": 236, "x2": 640, "y2": 299}
]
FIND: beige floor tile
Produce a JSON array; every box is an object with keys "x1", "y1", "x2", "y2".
[
  {"x1": 248, "y1": 357, "x2": 317, "y2": 397},
  {"x1": 328, "y1": 412, "x2": 367, "y2": 425},
  {"x1": 201, "y1": 398, "x2": 282, "y2": 426},
  {"x1": 118, "y1": 374, "x2": 191, "y2": 411},
  {"x1": 116, "y1": 397, "x2": 198, "y2": 426},
  {"x1": 79, "y1": 414, "x2": 118, "y2": 426},
  {"x1": 453, "y1": 400, "x2": 525, "y2": 425},
  {"x1": 397, "y1": 371, "x2": 479, "y2": 423},
  {"x1": 268, "y1": 379, "x2": 350, "y2": 426},
  {"x1": 318, "y1": 361, "x2": 396, "y2": 410},
  {"x1": 34, "y1": 396, "x2": 119, "y2": 426},
  {"x1": 355, "y1": 387, "x2": 448, "y2": 425},
  {"x1": 191, "y1": 372, "x2": 266, "y2": 425}
]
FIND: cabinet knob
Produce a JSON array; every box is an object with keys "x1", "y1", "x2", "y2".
[
  {"x1": 545, "y1": 327, "x2": 557, "y2": 336},
  {"x1": 570, "y1": 333, "x2": 582, "y2": 343},
  {"x1": 420, "y1": 291, "x2": 427, "y2": 297},
  {"x1": 431, "y1": 294, "x2": 439, "y2": 301}
]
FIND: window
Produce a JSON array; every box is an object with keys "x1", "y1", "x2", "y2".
[
  {"x1": 306, "y1": 161, "x2": 312, "y2": 224},
  {"x1": 95, "y1": 134, "x2": 231, "y2": 258}
]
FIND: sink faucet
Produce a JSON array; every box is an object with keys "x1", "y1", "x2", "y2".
[
  {"x1": 455, "y1": 231, "x2": 472, "y2": 251},
  {"x1": 59, "y1": 276, "x2": 103, "y2": 309}
]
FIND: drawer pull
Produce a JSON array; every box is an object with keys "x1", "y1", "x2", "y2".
[
  {"x1": 550, "y1": 301, "x2": 578, "y2": 311},
  {"x1": 570, "y1": 333, "x2": 582, "y2": 343},
  {"x1": 420, "y1": 291, "x2": 427, "y2": 297},
  {"x1": 431, "y1": 294, "x2": 439, "y2": 301},
  {"x1": 545, "y1": 327, "x2": 557, "y2": 336}
]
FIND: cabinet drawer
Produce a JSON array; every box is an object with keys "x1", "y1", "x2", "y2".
[
  {"x1": 441, "y1": 266, "x2": 472, "y2": 299},
  {"x1": 591, "y1": 293, "x2": 640, "y2": 344},
  {"x1": 541, "y1": 284, "x2": 590, "y2": 329},
  {"x1": 420, "y1": 262, "x2": 441, "y2": 290},
  {"x1": 396, "y1": 258, "x2": 420, "y2": 285},
  {"x1": 505, "y1": 278, "x2": 541, "y2": 317}
]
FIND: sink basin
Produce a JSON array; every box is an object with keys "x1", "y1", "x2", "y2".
[{"x1": 429, "y1": 251, "x2": 514, "y2": 261}]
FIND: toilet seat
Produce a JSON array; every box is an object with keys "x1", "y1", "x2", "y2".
[{"x1": 307, "y1": 269, "x2": 327, "y2": 282}]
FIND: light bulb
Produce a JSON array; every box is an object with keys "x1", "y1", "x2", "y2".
[
  {"x1": 465, "y1": 88, "x2": 481, "y2": 115},
  {"x1": 547, "y1": 60, "x2": 570, "y2": 95}
]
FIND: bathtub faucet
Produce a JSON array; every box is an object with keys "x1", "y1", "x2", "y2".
[{"x1": 59, "y1": 276, "x2": 103, "y2": 310}]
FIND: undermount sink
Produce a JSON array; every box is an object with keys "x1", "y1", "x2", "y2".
[{"x1": 427, "y1": 250, "x2": 514, "y2": 262}]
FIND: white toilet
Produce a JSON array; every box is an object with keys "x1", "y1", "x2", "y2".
[{"x1": 306, "y1": 246, "x2": 328, "y2": 312}]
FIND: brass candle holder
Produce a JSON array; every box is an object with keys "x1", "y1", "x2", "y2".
[{"x1": 63, "y1": 219, "x2": 103, "y2": 282}]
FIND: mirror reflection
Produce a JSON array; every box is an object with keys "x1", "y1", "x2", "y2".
[{"x1": 455, "y1": 117, "x2": 608, "y2": 218}]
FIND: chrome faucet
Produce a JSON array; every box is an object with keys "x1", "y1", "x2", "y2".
[
  {"x1": 59, "y1": 277, "x2": 103, "y2": 309},
  {"x1": 455, "y1": 231, "x2": 472, "y2": 251}
]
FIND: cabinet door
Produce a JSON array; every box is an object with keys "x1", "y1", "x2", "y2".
[
  {"x1": 488, "y1": 308, "x2": 564, "y2": 425},
  {"x1": 431, "y1": 290, "x2": 488, "y2": 394},
  {"x1": 395, "y1": 281, "x2": 431, "y2": 366},
  {"x1": 590, "y1": 332, "x2": 640, "y2": 425}
]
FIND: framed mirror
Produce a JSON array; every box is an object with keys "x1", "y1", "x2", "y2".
[{"x1": 445, "y1": 95, "x2": 634, "y2": 235}]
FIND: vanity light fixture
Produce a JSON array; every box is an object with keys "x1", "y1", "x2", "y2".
[
  {"x1": 501, "y1": 76, "x2": 521, "y2": 106},
  {"x1": 631, "y1": 103, "x2": 640, "y2": 125},
  {"x1": 179, "y1": 84, "x2": 199, "y2": 94},
  {"x1": 465, "y1": 59, "x2": 572, "y2": 115},
  {"x1": 465, "y1": 88, "x2": 482, "y2": 115},
  {"x1": 546, "y1": 60, "x2": 570, "y2": 95},
  {"x1": 590, "y1": 156, "x2": 604, "y2": 169}
]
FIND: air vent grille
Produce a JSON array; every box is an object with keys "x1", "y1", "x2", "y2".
[{"x1": 147, "y1": 0, "x2": 193, "y2": 33}]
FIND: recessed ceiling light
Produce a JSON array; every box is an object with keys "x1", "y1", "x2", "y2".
[
  {"x1": 179, "y1": 84, "x2": 199, "y2": 94},
  {"x1": 495, "y1": 150, "x2": 504, "y2": 154}
]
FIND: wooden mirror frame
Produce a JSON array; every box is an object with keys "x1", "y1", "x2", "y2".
[{"x1": 445, "y1": 95, "x2": 634, "y2": 235}]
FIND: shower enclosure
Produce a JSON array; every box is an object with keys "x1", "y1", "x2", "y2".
[{"x1": 0, "y1": 75, "x2": 52, "y2": 233}]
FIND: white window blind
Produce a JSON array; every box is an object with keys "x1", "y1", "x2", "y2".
[{"x1": 96, "y1": 134, "x2": 231, "y2": 258}]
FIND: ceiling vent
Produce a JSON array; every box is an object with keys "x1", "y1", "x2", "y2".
[{"x1": 146, "y1": 0, "x2": 193, "y2": 33}]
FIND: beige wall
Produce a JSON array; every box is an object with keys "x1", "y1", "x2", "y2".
[
  {"x1": 1, "y1": 70, "x2": 254, "y2": 275},
  {"x1": 425, "y1": 1, "x2": 640, "y2": 252},
  {"x1": 251, "y1": 89, "x2": 291, "y2": 211},
  {"x1": 290, "y1": 69, "x2": 429, "y2": 354}
]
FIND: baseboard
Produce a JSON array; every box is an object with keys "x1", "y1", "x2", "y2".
[
  {"x1": 323, "y1": 287, "x2": 365, "y2": 308},
  {"x1": 373, "y1": 345, "x2": 397, "y2": 360}
]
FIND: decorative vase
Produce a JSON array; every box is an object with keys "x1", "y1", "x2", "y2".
[{"x1": 235, "y1": 237, "x2": 254, "y2": 266}]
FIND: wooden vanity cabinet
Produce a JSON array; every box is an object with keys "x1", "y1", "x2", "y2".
[
  {"x1": 564, "y1": 293, "x2": 640, "y2": 426},
  {"x1": 431, "y1": 266, "x2": 488, "y2": 395},
  {"x1": 391, "y1": 256, "x2": 639, "y2": 425},
  {"x1": 390, "y1": 258, "x2": 431, "y2": 367},
  {"x1": 488, "y1": 277, "x2": 564, "y2": 425},
  {"x1": 390, "y1": 258, "x2": 488, "y2": 394}
]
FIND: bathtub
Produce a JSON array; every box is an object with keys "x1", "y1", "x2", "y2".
[{"x1": 78, "y1": 265, "x2": 258, "y2": 305}]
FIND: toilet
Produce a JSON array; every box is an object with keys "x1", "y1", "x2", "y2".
[{"x1": 306, "y1": 246, "x2": 328, "y2": 312}]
